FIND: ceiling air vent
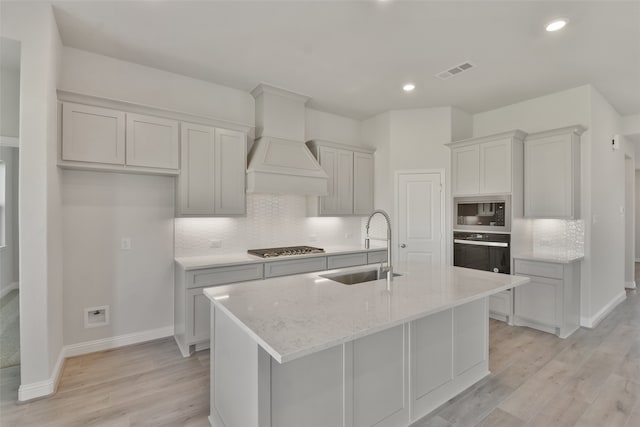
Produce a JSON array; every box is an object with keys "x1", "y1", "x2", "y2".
[{"x1": 436, "y1": 61, "x2": 476, "y2": 80}]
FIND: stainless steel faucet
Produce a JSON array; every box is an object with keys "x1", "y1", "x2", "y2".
[{"x1": 365, "y1": 209, "x2": 393, "y2": 281}]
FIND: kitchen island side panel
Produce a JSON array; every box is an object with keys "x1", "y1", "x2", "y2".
[{"x1": 209, "y1": 297, "x2": 489, "y2": 427}]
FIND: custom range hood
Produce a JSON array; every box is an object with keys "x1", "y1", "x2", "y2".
[{"x1": 246, "y1": 84, "x2": 328, "y2": 196}]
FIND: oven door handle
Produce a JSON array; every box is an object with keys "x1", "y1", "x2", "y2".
[{"x1": 454, "y1": 239, "x2": 509, "y2": 248}]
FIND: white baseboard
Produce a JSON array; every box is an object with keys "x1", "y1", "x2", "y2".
[
  {"x1": 64, "y1": 326, "x2": 174, "y2": 358},
  {"x1": 0, "y1": 282, "x2": 19, "y2": 299},
  {"x1": 626, "y1": 281, "x2": 637, "y2": 290},
  {"x1": 581, "y1": 290, "x2": 627, "y2": 328},
  {"x1": 18, "y1": 347, "x2": 65, "y2": 402},
  {"x1": 17, "y1": 326, "x2": 174, "y2": 402}
]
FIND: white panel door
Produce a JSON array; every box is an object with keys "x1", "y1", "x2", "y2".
[
  {"x1": 353, "y1": 152, "x2": 374, "y2": 215},
  {"x1": 125, "y1": 113, "x2": 179, "y2": 169},
  {"x1": 397, "y1": 173, "x2": 442, "y2": 265},
  {"x1": 479, "y1": 138, "x2": 511, "y2": 194},
  {"x1": 62, "y1": 102, "x2": 125, "y2": 165},
  {"x1": 214, "y1": 128, "x2": 246, "y2": 215},
  {"x1": 451, "y1": 145, "x2": 479, "y2": 195},
  {"x1": 178, "y1": 123, "x2": 215, "y2": 215}
]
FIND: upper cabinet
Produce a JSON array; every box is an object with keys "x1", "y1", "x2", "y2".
[
  {"x1": 126, "y1": 113, "x2": 179, "y2": 170},
  {"x1": 60, "y1": 102, "x2": 180, "y2": 175},
  {"x1": 177, "y1": 123, "x2": 246, "y2": 216},
  {"x1": 306, "y1": 140, "x2": 375, "y2": 216},
  {"x1": 447, "y1": 130, "x2": 527, "y2": 197},
  {"x1": 62, "y1": 102, "x2": 126, "y2": 166},
  {"x1": 524, "y1": 125, "x2": 585, "y2": 219}
]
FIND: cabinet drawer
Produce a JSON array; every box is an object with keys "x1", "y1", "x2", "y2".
[
  {"x1": 265, "y1": 257, "x2": 327, "y2": 278},
  {"x1": 514, "y1": 260, "x2": 563, "y2": 279},
  {"x1": 187, "y1": 263, "x2": 263, "y2": 289},
  {"x1": 327, "y1": 253, "x2": 367, "y2": 269},
  {"x1": 367, "y1": 250, "x2": 388, "y2": 265}
]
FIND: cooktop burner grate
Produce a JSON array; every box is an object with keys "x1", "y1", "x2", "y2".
[{"x1": 247, "y1": 246, "x2": 325, "y2": 258}]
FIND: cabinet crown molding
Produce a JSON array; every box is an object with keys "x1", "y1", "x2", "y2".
[
  {"x1": 446, "y1": 129, "x2": 527, "y2": 148},
  {"x1": 306, "y1": 139, "x2": 376, "y2": 154},
  {"x1": 525, "y1": 125, "x2": 587, "y2": 141},
  {"x1": 57, "y1": 89, "x2": 253, "y2": 133},
  {"x1": 250, "y1": 83, "x2": 310, "y2": 103}
]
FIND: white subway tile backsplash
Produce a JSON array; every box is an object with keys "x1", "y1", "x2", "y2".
[{"x1": 175, "y1": 194, "x2": 364, "y2": 256}]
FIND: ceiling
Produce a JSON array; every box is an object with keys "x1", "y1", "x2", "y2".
[{"x1": 51, "y1": 1, "x2": 640, "y2": 120}]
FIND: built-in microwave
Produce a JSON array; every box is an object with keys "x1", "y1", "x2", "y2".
[{"x1": 453, "y1": 195, "x2": 511, "y2": 232}]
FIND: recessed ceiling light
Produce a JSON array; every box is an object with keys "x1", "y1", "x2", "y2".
[
  {"x1": 403, "y1": 83, "x2": 415, "y2": 92},
  {"x1": 546, "y1": 19, "x2": 567, "y2": 32}
]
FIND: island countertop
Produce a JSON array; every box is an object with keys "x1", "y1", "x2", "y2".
[{"x1": 203, "y1": 263, "x2": 530, "y2": 363}]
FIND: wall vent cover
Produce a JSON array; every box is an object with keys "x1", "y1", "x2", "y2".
[{"x1": 436, "y1": 61, "x2": 476, "y2": 80}]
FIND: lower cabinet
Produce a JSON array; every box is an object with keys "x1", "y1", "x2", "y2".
[
  {"x1": 175, "y1": 250, "x2": 387, "y2": 357},
  {"x1": 489, "y1": 289, "x2": 513, "y2": 323},
  {"x1": 513, "y1": 259, "x2": 581, "y2": 338}
]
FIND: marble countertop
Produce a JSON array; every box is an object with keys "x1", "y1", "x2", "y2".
[
  {"x1": 175, "y1": 245, "x2": 388, "y2": 270},
  {"x1": 203, "y1": 262, "x2": 530, "y2": 363},
  {"x1": 513, "y1": 253, "x2": 584, "y2": 264}
]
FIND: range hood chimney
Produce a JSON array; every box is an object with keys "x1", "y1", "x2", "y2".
[{"x1": 247, "y1": 84, "x2": 328, "y2": 196}]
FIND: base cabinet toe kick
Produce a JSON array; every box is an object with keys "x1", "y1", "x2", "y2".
[{"x1": 208, "y1": 298, "x2": 489, "y2": 427}]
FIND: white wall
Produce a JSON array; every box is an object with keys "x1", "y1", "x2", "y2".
[
  {"x1": 62, "y1": 171, "x2": 175, "y2": 345},
  {"x1": 473, "y1": 84, "x2": 628, "y2": 325},
  {"x1": 1, "y1": 66, "x2": 20, "y2": 137},
  {"x1": 305, "y1": 108, "x2": 362, "y2": 146},
  {"x1": 361, "y1": 112, "x2": 391, "y2": 213},
  {"x1": 362, "y1": 107, "x2": 472, "y2": 265},
  {"x1": 60, "y1": 47, "x2": 254, "y2": 128},
  {"x1": 636, "y1": 170, "x2": 640, "y2": 260},
  {"x1": 625, "y1": 150, "x2": 635, "y2": 288},
  {"x1": 0, "y1": 1, "x2": 63, "y2": 397},
  {"x1": 589, "y1": 87, "x2": 625, "y2": 315}
]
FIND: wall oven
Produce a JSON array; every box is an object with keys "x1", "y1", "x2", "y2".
[
  {"x1": 453, "y1": 232, "x2": 510, "y2": 274},
  {"x1": 454, "y1": 195, "x2": 510, "y2": 233}
]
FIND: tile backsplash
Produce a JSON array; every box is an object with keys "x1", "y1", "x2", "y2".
[
  {"x1": 531, "y1": 219, "x2": 584, "y2": 259},
  {"x1": 175, "y1": 194, "x2": 365, "y2": 257}
]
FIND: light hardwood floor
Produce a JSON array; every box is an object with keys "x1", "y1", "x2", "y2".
[{"x1": 1, "y1": 271, "x2": 639, "y2": 426}]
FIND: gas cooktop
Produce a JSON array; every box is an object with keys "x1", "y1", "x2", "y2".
[{"x1": 247, "y1": 246, "x2": 325, "y2": 258}]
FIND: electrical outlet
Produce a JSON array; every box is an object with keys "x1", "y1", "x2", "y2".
[
  {"x1": 84, "y1": 305, "x2": 109, "y2": 328},
  {"x1": 209, "y1": 239, "x2": 222, "y2": 248},
  {"x1": 121, "y1": 237, "x2": 132, "y2": 250}
]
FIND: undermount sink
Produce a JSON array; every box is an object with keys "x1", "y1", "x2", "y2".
[{"x1": 320, "y1": 269, "x2": 402, "y2": 285}]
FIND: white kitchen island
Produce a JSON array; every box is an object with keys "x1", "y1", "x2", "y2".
[{"x1": 204, "y1": 262, "x2": 529, "y2": 427}]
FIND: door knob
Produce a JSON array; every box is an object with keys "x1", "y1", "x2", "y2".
[{"x1": 400, "y1": 243, "x2": 406, "y2": 248}]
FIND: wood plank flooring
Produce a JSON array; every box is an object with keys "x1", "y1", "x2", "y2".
[{"x1": 1, "y1": 268, "x2": 639, "y2": 426}]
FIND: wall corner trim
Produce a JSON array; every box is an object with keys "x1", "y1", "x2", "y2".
[
  {"x1": 18, "y1": 348, "x2": 65, "y2": 402},
  {"x1": 625, "y1": 281, "x2": 637, "y2": 290},
  {"x1": 580, "y1": 290, "x2": 627, "y2": 328}
]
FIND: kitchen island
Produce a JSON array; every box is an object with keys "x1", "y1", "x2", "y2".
[{"x1": 204, "y1": 262, "x2": 529, "y2": 427}]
